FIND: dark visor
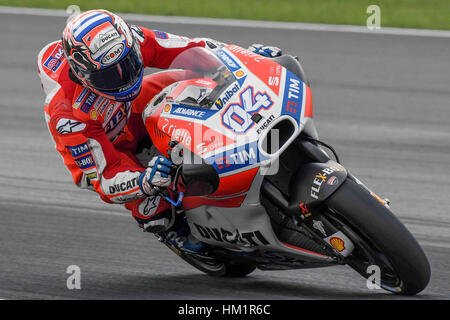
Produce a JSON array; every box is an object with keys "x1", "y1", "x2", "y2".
[{"x1": 84, "y1": 44, "x2": 143, "y2": 92}]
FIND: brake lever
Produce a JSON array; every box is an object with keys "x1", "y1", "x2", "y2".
[
  {"x1": 163, "y1": 192, "x2": 184, "y2": 207},
  {"x1": 151, "y1": 186, "x2": 184, "y2": 207}
]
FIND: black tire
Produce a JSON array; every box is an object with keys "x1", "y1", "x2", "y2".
[
  {"x1": 325, "y1": 178, "x2": 431, "y2": 295},
  {"x1": 178, "y1": 252, "x2": 227, "y2": 276},
  {"x1": 176, "y1": 251, "x2": 256, "y2": 277},
  {"x1": 223, "y1": 262, "x2": 256, "y2": 277}
]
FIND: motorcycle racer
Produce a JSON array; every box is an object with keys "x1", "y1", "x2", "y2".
[{"x1": 37, "y1": 9, "x2": 281, "y2": 248}]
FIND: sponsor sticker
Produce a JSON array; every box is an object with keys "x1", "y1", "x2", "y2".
[
  {"x1": 56, "y1": 119, "x2": 86, "y2": 134},
  {"x1": 329, "y1": 237, "x2": 346, "y2": 252},
  {"x1": 327, "y1": 176, "x2": 339, "y2": 185},
  {"x1": 108, "y1": 176, "x2": 139, "y2": 194},
  {"x1": 96, "y1": 28, "x2": 120, "y2": 48},
  {"x1": 299, "y1": 202, "x2": 311, "y2": 218},
  {"x1": 67, "y1": 143, "x2": 90, "y2": 158},
  {"x1": 256, "y1": 114, "x2": 275, "y2": 134},
  {"x1": 194, "y1": 223, "x2": 269, "y2": 247},
  {"x1": 101, "y1": 43, "x2": 125, "y2": 66},
  {"x1": 102, "y1": 102, "x2": 120, "y2": 124},
  {"x1": 227, "y1": 45, "x2": 265, "y2": 63},
  {"x1": 215, "y1": 83, "x2": 240, "y2": 109},
  {"x1": 142, "y1": 196, "x2": 161, "y2": 216},
  {"x1": 80, "y1": 92, "x2": 97, "y2": 114},
  {"x1": 81, "y1": 22, "x2": 119, "y2": 53},
  {"x1": 153, "y1": 30, "x2": 168, "y2": 39},
  {"x1": 324, "y1": 231, "x2": 355, "y2": 256},
  {"x1": 161, "y1": 118, "x2": 192, "y2": 147},
  {"x1": 281, "y1": 71, "x2": 303, "y2": 122},
  {"x1": 85, "y1": 171, "x2": 98, "y2": 180},
  {"x1": 73, "y1": 88, "x2": 90, "y2": 109},
  {"x1": 104, "y1": 102, "x2": 131, "y2": 134},
  {"x1": 169, "y1": 104, "x2": 216, "y2": 120},
  {"x1": 75, "y1": 153, "x2": 96, "y2": 170},
  {"x1": 310, "y1": 165, "x2": 345, "y2": 199},
  {"x1": 205, "y1": 140, "x2": 268, "y2": 174},
  {"x1": 312, "y1": 220, "x2": 327, "y2": 237},
  {"x1": 90, "y1": 109, "x2": 98, "y2": 120},
  {"x1": 43, "y1": 43, "x2": 65, "y2": 72},
  {"x1": 93, "y1": 97, "x2": 109, "y2": 114},
  {"x1": 215, "y1": 49, "x2": 241, "y2": 72}
]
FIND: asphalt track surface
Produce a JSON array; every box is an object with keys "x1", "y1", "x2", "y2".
[{"x1": 0, "y1": 12, "x2": 449, "y2": 300}]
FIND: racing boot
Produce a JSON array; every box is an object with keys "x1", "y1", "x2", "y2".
[
  {"x1": 129, "y1": 195, "x2": 173, "y2": 233},
  {"x1": 164, "y1": 215, "x2": 206, "y2": 253},
  {"x1": 141, "y1": 209, "x2": 174, "y2": 233}
]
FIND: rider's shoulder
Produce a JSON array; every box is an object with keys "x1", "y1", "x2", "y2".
[
  {"x1": 47, "y1": 86, "x2": 92, "y2": 133},
  {"x1": 132, "y1": 25, "x2": 179, "y2": 44},
  {"x1": 37, "y1": 40, "x2": 67, "y2": 81}
]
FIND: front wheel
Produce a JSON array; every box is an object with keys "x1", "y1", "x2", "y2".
[
  {"x1": 324, "y1": 178, "x2": 431, "y2": 295},
  {"x1": 164, "y1": 244, "x2": 256, "y2": 277}
]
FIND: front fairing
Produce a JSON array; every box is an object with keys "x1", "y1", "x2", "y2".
[{"x1": 144, "y1": 46, "x2": 311, "y2": 192}]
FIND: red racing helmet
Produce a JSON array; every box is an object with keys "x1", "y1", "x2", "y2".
[{"x1": 62, "y1": 9, "x2": 144, "y2": 102}]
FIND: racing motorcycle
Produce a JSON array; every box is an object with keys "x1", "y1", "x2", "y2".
[{"x1": 141, "y1": 46, "x2": 430, "y2": 295}]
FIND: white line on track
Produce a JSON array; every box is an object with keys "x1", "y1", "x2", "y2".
[{"x1": 1, "y1": 6, "x2": 450, "y2": 38}]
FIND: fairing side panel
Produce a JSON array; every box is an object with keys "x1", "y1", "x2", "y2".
[{"x1": 185, "y1": 168, "x2": 332, "y2": 263}]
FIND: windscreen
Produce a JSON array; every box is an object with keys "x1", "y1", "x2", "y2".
[{"x1": 169, "y1": 47, "x2": 237, "y2": 108}]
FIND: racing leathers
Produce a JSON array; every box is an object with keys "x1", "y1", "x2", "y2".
[{"x1": 37, "y1": 26, "x2": 219, "y2": 227}]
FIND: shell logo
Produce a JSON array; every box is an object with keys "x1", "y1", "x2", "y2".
[
  {"x1": 164, "y1": 104, "x2": 171, "y2": 112},
  {"x1": 329, "y1": 237, "x2": 345, "y2": 252},
  {"x1": 90, "y1": 109, "x2": 98, "y2": 120},
  {"x1": 235, "y1": 70, "x2": 244, "y2": 78}
]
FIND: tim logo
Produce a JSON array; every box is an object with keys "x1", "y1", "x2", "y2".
[
  {"x1": 281, "y1": 71, "x2": 303, "y2": 122},
  {"x1": 221, "y1": 86, "x2": 273, "y2": 134},
  {"x1": 43, "y1": 44, "x2": 65, "y2": 72}
]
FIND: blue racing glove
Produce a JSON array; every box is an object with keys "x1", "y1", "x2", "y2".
[
  {"x1": 139, "y1": 155, "x2": 173, "y2": 195},
  {"x1": 248, "y1": 43, "x2": 282, "y2": 58}
]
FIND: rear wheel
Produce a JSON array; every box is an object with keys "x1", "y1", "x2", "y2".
[{"x1": 324, "y1": 178, "x2": 431, "y2": 295}]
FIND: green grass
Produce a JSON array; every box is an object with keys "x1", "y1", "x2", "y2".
[{"x1": 1, "y1": 0, "x2": 450, "y2": 30}]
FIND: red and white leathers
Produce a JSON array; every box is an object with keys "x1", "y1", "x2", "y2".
[{"x1": 37, "y1": 26, "x2": 217, "y2": 225}]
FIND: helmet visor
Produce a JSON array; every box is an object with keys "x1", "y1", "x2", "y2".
[{"x1": 84, "y1": 43, "x2": 143, "y2": 92}]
